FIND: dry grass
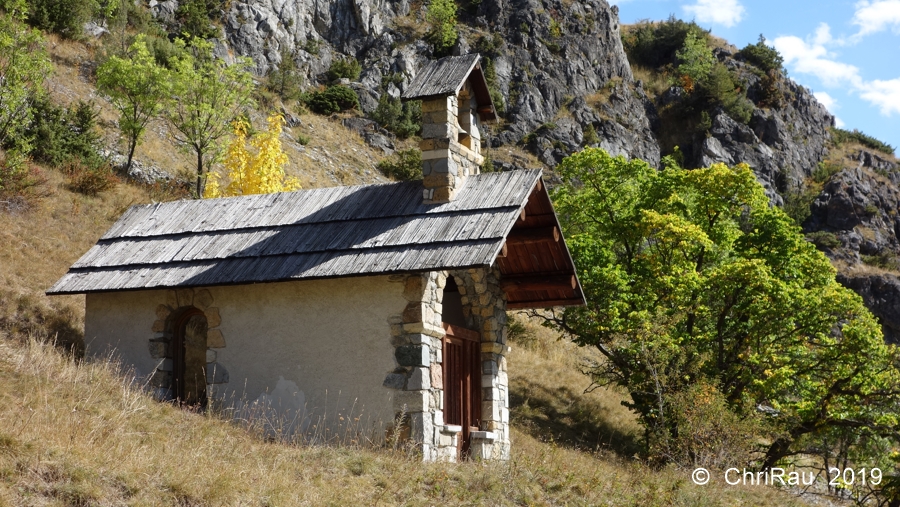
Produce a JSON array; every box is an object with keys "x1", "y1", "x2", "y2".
[
  {"x1": 833, "y1": 258, "x2": 900, "y2": 278},
  {"x1": 0, "y1": 168, "x2": 146, "y2": 322},
  {"x1": 507, "y1": 313, "x2": 642, "y2": 455},
  {"x1": 827, "y1": 140, "x2": 899, "y2": 169},
  {"x1": 0, "y1": 334, "x2": 818, "y2": 506},
  {"x1": 487, "y1": 142, "x2": 546, "y2": 170},
  {"x1": 631, "y1": 64, "x2": 671, "y2": 100}
]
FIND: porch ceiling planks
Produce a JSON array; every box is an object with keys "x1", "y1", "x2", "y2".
[{"x1": 496, "y1": 178, "x2": 585, "y2": 309}]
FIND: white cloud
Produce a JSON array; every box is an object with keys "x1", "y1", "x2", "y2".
[
  {"x1": 858, "y1": 78, "x2": 900, "y2": 115},
  {"x1": 773, "y1": 30, "x2": 862, "y2": 88},
  {"x1": 776, "y1": 23, "x2": 900, "y2": 119},
  {"x1": 813, "y1": 92, "x2": 846, "y2": 126},
  {"x1": 814, "y1": 91, "x2": 838, "y2": 111},
  {"x1": 852, "y1": 0, "x2": 900, "y2": 38},
  {"x1": 682, "y1": 0, "x2": 745, "y2": 28}
]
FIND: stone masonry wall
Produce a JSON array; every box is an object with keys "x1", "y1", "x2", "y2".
[
  {"x1": 384, "y1": 271, "x2": 458, "y2": 461},
  {"x1": 383, "y1": 267, "x2": 509, "y2": 461},
  {"x1": 148, "y1": 288, "x2": 229, "y2": 402},
  {"x1": 450, "y1": 267, "x2": 510, "y2": 460},
  {"x1": 420, "y1": 95, "x2": 484, "y2": 203}
]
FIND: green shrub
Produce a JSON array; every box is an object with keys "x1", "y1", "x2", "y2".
[
  {"x1": 26, "y1": 0, "x2": 95, "y2": 38},
  {"x1": 24, "y1": 97, "x2": 102, "y2": 169},
  {"x1": 296, "y1": 133, "x2": 311, "y2": 145},
  {"x1": 267, "y1": 47, "x2": 303, "y2": 101},
  {"x1": 304, "y1": 86, "x2": 360, "y2": 115},
  {"x1": 549, "y1": 18, "x2": 562, "y2": 38},
  {"x1": 862, "y1": 251, "x2": 900, "y2": 271},
  {"x1": 303, "y1": 37, "x2": 320, "y2": 56},
  {"x1": 782, "y1": 182, "x2": 819, "y2": 226},
  {"x1": 621, "y1": 16, "x2": 708, "y2": 68},
  {"x1": 474, "y1": 32, "x2": 503, "y2": 57},
  {"x1": 812, "y1": 160, "x2": 842, "y2": 183},
  {"x1": 737, "y1": 35, "x2": 784, "y2": 74},
  {"x1": 175, "y1": 0, "x2": 221, "y2": 39},
  {"x1": 481, "y1": 56, "x2": 505, "y2": 114},
  {"x1": 757, "y1": 69, "x2": 785, "y2": 109},
  {"x1": 831, "y1": 128, "x2": 895, "y2": 156},
  {"x1": 426, "y1": 0, "x2": 458, "y2": 56},
  {"x1": 377, "y1": 148, "x2": 422, "y2": 181},
  {"x1": 656, "y1": 382, "x2": 763, "y2": 469},
  {"x1": 326, "y1": 57, "x2": 361, "y2": 82},
  {"x1": 481, "y1": 153, "x2": 495, "y2": 172},
  {"x1": 370, "y1": 94, "x2": 421, "y2": 138},
  {"x1": 582, "y1": 123, "x2": 599, "y2": 146},
  {"x1": 806, "y1": 231, "x2": 841, "y2": 249},
  {"x1": 696, "y1": 64, "x2": 753, "y2": 124}
]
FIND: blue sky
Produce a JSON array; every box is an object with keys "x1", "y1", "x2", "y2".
[{"x1": 610, "y1": 0, "x2": 900, "y2": 156}]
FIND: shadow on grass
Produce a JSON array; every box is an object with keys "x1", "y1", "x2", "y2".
[{"x1": 509, "y1": 377, "x2": 643, "y2": 457}]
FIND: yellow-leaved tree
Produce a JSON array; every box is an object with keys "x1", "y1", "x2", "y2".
[{"x1": 204, "y1": 113, "x2": 301, "y2": 198}]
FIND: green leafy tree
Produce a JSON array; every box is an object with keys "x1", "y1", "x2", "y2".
[
  {"x1": 164, "y1": 37, "x2": 255, "y2": 197},
  {"x1": 426, "y1": 0, "x2": 457, "y2": 55},
  {"x1": 675, "y1": 30, "x2": 714, "y2": 92},
  {"x1": 97, "y1": 34, "x2": 170, "y2": 171},
  {"x1": 0, "y1": 4, "x2": 51, "y2": 158},
  {"x1": 549, "y1": 148, "x2": 900, "y2": 470}
]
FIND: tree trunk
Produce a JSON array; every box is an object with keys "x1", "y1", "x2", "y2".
[
  {"x1": 126, "y1": 136, "x2": 137, "y2": 172},
  {"x1": 195, "y1": 149, "x2": 204, "y2": 198},
  {"x1": 761, "y1": 436, "x2": 793, "y2": 471}
]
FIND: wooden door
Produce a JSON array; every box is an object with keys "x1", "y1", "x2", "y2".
[
  {"x1": 442, "y1": 323, "x2": 481, "y2": 457},
  {"x1": 173, "y1": 309, "x2": 208, "y2": 408}
]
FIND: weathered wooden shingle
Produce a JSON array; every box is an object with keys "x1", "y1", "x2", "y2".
[
  {"x1": 402, "y1": 54, "x2": 480, "y2": 100},
  {"x1": 47, "y1": 170, "x2": 542, "y2": 294}
]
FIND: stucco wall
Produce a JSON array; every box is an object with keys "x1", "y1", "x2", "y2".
[{"x1": 85, "y1": 276, "x2": 404, "y2": 442}]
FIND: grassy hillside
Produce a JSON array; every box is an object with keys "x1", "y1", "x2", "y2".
[{"x1": 0, "y1": 329, "x2": 814, "y2": 506}]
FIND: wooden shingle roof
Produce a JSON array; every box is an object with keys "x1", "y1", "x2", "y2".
[
  {"x1": 47, "y1": 171, "x2": 583, "y2": 308},
  {"x1": 402, "y1": 54, "x2": 496, "y2": 121}
]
